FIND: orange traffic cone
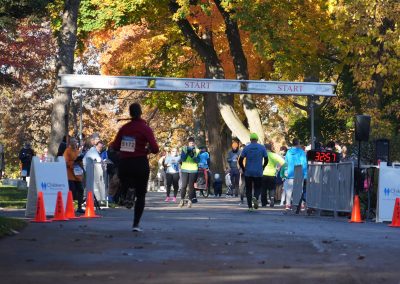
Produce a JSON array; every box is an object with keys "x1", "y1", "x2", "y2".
[
  {"x1": 31, "y1": 191, "x2": 52, "y2": 223},
  {"x1": 65, "y1": 190, "x2": 79, "y2": 219},
  {"x1": 52, "y1": 191, "x2": 68, "y2": 221},
  {"x1": 389, "y1": 198, "x2": 400, "y2": 227},
  {"x1": 81, "y1": 191, "x2": 100, "y2": 218},
  {"x1": 349, "y1": 195, "x2": 363, "y2": 223}
]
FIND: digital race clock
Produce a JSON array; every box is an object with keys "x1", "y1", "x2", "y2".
[{"x1": 307, "y1": 150, "x2": 339, "y2": 163}]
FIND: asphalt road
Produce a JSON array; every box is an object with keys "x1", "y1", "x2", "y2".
[{"x1": 0, "y1": 192, "x2": 399, "y2": 284}]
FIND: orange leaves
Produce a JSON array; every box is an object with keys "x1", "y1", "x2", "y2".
[{"x1": 95, "y1": 24, "x2": 152, "y2": 74}]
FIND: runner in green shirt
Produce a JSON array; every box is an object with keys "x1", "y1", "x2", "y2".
[{"x1": 261, "y1": 144, "x2": 285, "y2": 207}]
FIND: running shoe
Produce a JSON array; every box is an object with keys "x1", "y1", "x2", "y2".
[
  {"x1": 187, "y1": 200, "x2": 192, "y2": 208},
  {"x1": 165, "y1": 197, "x2": 170, "y2": 202},
  {"x1": 252, "y1": 197, "x2": 259, "y2": 209},
  {"x1": 132, "y1": 227, "x2": 143, "y2": 232},
  {"x1": 178, "y1": 199, "x2": 185, "y2": 208},
  {"x1": 270, "y1": 198, "x2": 275, "y2": 208},
  {"x1": 248, "y1": 208, "x2": 255, "y2": 212},
  {"x1": 285, "y1": 205, "x2": 292, "y2": 210},
  {"x1": 173, "y1": 197, "x2": 177, "y2": 202}
]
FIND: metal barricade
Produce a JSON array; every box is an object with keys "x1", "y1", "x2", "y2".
[{"x1": 307, "y1": 162, "x2": 354, "y2": 214}]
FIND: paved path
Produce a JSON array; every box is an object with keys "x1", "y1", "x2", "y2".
[{"x1": 0, "y1": 192, "x2": 400, "y2": 283}]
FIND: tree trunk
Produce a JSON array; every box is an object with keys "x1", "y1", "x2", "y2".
[
  {"x1": 203, "y1": 91, "x2": 224, "y2": 175},
  {"x1": 48, "y1": 0, "x2": 80, "y2": 156},
  {"x1": 169, "y1": 1, "x2": 252, "y2": 144},
  {"x1": 214, "y1": 0, "x2": 264, "y2": 142}
]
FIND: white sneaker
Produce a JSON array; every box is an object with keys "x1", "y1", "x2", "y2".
[
  {"x1": 132, "y1": 227, "x2": 143, "y2": 232},
  {"x1": 187, "y1": 200, "x2": 192, "y2": 208}
]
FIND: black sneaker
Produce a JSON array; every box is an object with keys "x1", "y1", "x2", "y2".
[
  {"x1": 270, "y1": 198, "x2": 275, "y2": 208},
  {"x1": 76, "y1": 208, "x2": 85, "y2": 214},
  {"x1": 252, "y1": 197, "x2": 259, "y2": 210}
]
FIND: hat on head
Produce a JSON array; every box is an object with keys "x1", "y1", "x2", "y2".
[
  {"x1": 91, "y1": 133, "x2": 100, "y2": 139},
  {"x1": 249, "y1": 133, "x2": 258, "y2": 141}
]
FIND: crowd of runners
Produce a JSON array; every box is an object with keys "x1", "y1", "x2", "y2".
[
  {"x1": 5, "y1": 102, "x2": 353, "y2": 232},
  {"x1": 156, "y1": 123, "x2": 352, "y2": 214}
]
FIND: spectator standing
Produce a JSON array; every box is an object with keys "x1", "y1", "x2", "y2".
[
  {"x1": 63, "y1": 138, "x2": 85, "y2": 213},
  {"x1": 226, "y1": 139, "x2": 241, "y2": 197},
  {"x1": 261, "y1": 144, "x2": 285, "y2": 207},
  {"x1": 18, "y1": 142, "x2": 35, "y2": 182},
  {"x1": 163, "y1": 147, "x2": 181, "y2": 202},
  {"x1": 282, "y1": 138, "x2": 307, "y2": 210},
  {"x1": 179, "y1": 137, "x2": 199, "y2": 208},
  {"x1": 83, "y1": 140, "x2": 106, "y2": 202},
  {"x1": 110, "y1": 103, "x2": 159, "y2": 232},
  {"x1": 277, "y1": 146, "x2": 288, "y2": 206},
  {"x1": 238, "y1": 133, "x2": 268, "y2": 211}
]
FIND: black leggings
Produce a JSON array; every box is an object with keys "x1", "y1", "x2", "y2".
[
  {"x1": 261, "y1": 175, "x2": 276, "y2": 206},
  {"x1": 244, "y1": 176, "x2": 262, "y2": 209},
  {"x1": 166, "y1": 173, "x2": 179, "y2": 197},
  {"x1": 180, "y1": 172, "x2": 197, "y2": 200},
  {"x1": 68, "y1": 180, "x2": 84, "y2": 209},
  {"x1": 118, "y1": 157, "x2": 149, "y2": 227}
]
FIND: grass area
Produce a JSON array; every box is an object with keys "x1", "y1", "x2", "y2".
[
  {"x1": 0, "y1": 187, "x2": 27, "y2": 209},
  {"x1": 0, "y1": 216, "x2": 28, "y2": 238}
]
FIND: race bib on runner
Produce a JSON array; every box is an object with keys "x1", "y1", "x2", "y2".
[
  {"x1": 120, "y1": 136, "x2": 136, "y2": 153},
  {"x1": 73, "y1": 165, "x2": 83, "y2": 176}
]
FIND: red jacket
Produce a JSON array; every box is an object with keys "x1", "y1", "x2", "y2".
[{"x1": 111, "y1": 118, "x2": 159, "y2": 159}]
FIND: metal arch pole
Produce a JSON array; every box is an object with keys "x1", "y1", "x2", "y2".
[
  {"x1": 310, "y1": 96, "x2": 315, "y2": 150},
  {"x1": 79, "y1": 91, "x2": 83, "y2": 143}
]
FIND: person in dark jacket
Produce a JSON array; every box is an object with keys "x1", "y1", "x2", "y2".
[
  {"x1": 19, "y1": 142, "x2": 35, "y2": 181},
  {"x1": 238, "y1": 133, "x2": 268, "y2": 211}
]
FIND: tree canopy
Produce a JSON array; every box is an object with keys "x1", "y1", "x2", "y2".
[{"x1": 1, "y1": 0, "x2": 400, "y2": 176}]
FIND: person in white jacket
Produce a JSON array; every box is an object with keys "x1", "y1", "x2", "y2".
[{"x1": 83, "y1": 140, "x2": 105, "y2": 201}]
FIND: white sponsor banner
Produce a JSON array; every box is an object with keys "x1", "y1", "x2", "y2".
[
  {"x1": 59, "y1": 75, "x2": 148, "y2": 90},
  {"x1": 248, "y1": 81, "x2": 334, "y2": 96},
  {"x1": 377, "y1": 162, "x2": 400, "y2": 222},
  {"x1": 25, "y1": 157, "x2": 69, "y2": 217},
  {"x1": 155, "y1": 78, "x2": 241, "y2": 93}
]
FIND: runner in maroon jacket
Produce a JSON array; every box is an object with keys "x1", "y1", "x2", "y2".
[{"x1": 110, "y1": 103, "x2": 159, "y2": 232}]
